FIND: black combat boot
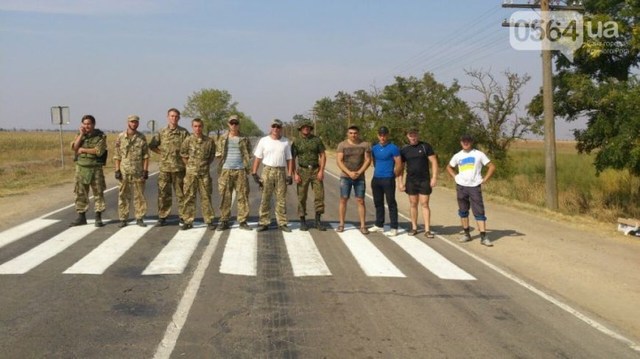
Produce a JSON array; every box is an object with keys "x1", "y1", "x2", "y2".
[
  {"x1": 70, "y1": 212, "x2": 87, "y2": 227},
  {"x1": 315, "y1": 213, "x2": 326, "y2": 231},
  {"x1": 95, "y1": 212, "x2": 104, "y2": 227},
  {"x1": 299, "y1": 216, "x2": 308, "y2": 231}
]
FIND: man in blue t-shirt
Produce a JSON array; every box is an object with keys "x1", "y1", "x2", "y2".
[{"x1": 369, "y1": 126, "x2": 402, "y2": 236}]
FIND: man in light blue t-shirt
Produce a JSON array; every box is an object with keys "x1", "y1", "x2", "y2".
[{"x1": 369, "y1": 126, "x2": 402, "y2": 236}]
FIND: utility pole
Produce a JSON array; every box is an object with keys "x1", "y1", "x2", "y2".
[{"x1": 502, "y1": 0, "x2": 583, "y2": 210}]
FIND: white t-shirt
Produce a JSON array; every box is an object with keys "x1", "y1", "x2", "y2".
[
  {"x1": 448, "y1": 148, "x2": 491, "y2": 187},
  {"x1": 253, "y1": 135, "x2": 292, "y2": 167}
]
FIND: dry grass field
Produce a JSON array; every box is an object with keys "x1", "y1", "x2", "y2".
[{"x1": 0, "y1": 131, "x2": 118, "y2": 197}]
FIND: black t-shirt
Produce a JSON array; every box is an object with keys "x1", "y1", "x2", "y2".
[{"x1": 400, "y1": 142, "x2": 435, "y2": 180}]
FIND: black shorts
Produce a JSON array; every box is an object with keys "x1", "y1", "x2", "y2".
[{"x1": 405, "y1": 178, "x2": 432, "y2": 195}]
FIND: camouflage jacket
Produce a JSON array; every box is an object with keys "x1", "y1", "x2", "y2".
[
  {"x1": 292, "y1": 135, "x2": 325, "y2": 167},
  {"x1": 72, "y1": 129, "x2": 107, "y2": 168},
  {"x1": 181, "y1": 134, "x2": 216, "y2": 176},
  {"x1": 149, "y1": 125, "x2": 189, "y2": 172},
  {"x1": 216, "y1": 133, "x2": 252, "y2": 173},
  {"x1": 113, "y1": 131, "x2": 149, "y2": 176}
]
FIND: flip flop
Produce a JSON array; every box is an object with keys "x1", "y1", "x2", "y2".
[
  {"x1": 425, "y1": 231, "x2": 435, "y2": 238},
  {"x1": 360, "y1": 227, "x2": 370, "y2": 235}
]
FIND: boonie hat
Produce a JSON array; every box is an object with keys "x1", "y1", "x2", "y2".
[
  {"x1": 298, "y1": 120, "x2": 313, "y2": 130},
  {"x1": 460, "y1": 134, "x2": 474, "y2": 142},
  {"x1": 127, "y1": 115, "x2": 140, "y2": 122},
  {"x1": 378, "y1": 126, "x2": 389, "y2": 135},
  {"x1": 271, "y1": 119, "x2": 283, "y2": 127}
]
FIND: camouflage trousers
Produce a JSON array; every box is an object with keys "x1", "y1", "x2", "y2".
[
  {"x1": 117, "y1": 174, "x2": 147, "y2": 220},
  {"x1": 218, "y1": 169, "x2": 250, "y2": 223},
  {"x1": 296, "y1": 167, "x2": 325, "y2": 217},
  {"x1": 259, "y1": 166, "x2": 287, "y2": 226},
  {"x1": 74, "y1": 166, "x2": 106, "y2": 214},
  {"x1": 181, "y1": 173, "x2": 214, "y2": 225},
  {"x1": 158, "y1": 170, "x2": 185, "y2": 220}
]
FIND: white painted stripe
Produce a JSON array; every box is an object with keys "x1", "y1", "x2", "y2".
[
  {"x1": 219, "y1": 224, "x2": 257, "y2": 276},
  {"x1": 389, "y1": 233, "x2": 475, "y2": 280},
  {"x1": 153, "y1": 230, "x2": 222, "y2": 359},
  {"x1": 332, "y1": 223, "x2": 405, "y2": 277},
  {"x1": 0, "y1": 218, "x2": 59, "y2": 249},
  {"x1": 64, "y1": 223, "x2": 154, "y2": 275},
  {"x1": 142, "y1": 225, "x2": 208, "y2": 275},
  {"x1": 0, "y1": 224, "x2": 98, "y2": 274},
  {"x1": 283, "y1": 228, "x2": 331, "y2": 277}
]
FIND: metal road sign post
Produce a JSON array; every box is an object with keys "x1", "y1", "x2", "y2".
[
  {"x1": 51, "y1": 106, "x2": 70, "y2": 169},
  {"x1": 147, "y1": 120, "x2": 156, "y2": 134}
]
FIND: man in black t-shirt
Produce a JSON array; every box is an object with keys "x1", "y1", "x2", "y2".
[{"x1": 399, "y1": 128, "x2": 438, "y2": 237}]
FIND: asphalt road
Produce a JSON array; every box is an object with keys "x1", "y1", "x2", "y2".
[{"x1": 0, "y1": 165, "x2": 638, "y2": 358}]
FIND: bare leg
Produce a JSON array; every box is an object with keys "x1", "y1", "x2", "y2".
[
  {"x1": 419, "y1": 194, "x2": 431, "y2": 232},
  {"x1": 356, "y1": 197, "x2": 366, "y2": 228},
  {"x1": 408, "y1": 194, "x2": 418, "y2": 230},
  {"x1": 339, "y1": 197, "x2": 348, "y2": 226}
]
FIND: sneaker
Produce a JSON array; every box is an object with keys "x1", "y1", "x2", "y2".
[
  {"x1": 459, "y1": 233, "x2": 472, "y2": 243},
  {"x1": 182, "y1": 223, "x2": 192, "y2": 231},
  {"x1": 118, "y1": 220, "x2": 128, "y2": 228},
  {"x1": 218, "y1": 221, "x2": 230, "y2": 231},
  {"x1": 136, "y1": 219, "x2": 146, "y2": 227},
  {"x1": 369, "y1": 225, "x2": 383, "y2": 232},
  {"x1": 157, "y1": 218, "x2": 167, "y2": 227},
  {"x1": 385, "y1": 228, "x2": 398, "y2": 237},
  {"x1": 481, "y1": 237, "x2": 494, "y2": 247},
  {"x1": 238, "y1": 222, "x2": 252, "y2": 231},
  {"x1": 279, "y1": 225, "x2": 292, "y2": 233},
  {"x1": 256, "y1": 225, "x2": 269, "y2": 232}
]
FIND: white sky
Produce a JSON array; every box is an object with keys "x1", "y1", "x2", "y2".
[{"x1": 0, "y1": 0, "x2": 584, "y2": 138}]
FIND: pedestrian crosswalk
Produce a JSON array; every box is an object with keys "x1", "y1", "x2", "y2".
[{"x1": 0, "y1": 219, "x2": 476, "y2": 280}]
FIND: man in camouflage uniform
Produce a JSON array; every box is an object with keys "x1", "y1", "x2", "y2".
[
  {"x1": 216, "y1": 115, "x2": 253, "y2": 231},
  {"x1": 70, "y1": 114, "x2": 107, "y2": 227},
  {"x1": 113, "y1": 115, "x2": 150, "y2": 228},
  {"x1": 149, "y1": 108, "x2": 190, "y2": 226},
  {"x1": 251, "y1": 119, "x2": 294, "y2": 232},
  {"x1": 180, "y1": 118, "x2": 216, "y2": 230},
  {"x1": 292, "y1": 120, "x2": 327, "y2": 231}
]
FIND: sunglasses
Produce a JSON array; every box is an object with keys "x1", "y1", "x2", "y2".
[
  {"x1": 229, "y1": 121, "x2": 239, "y2": 125},
  {"x1": 272, "y1": 125, "x2": 282, "y2": 129}
]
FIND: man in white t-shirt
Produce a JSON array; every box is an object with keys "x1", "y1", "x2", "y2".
[
  {"x1": 251, "y1": 119, "x2": 294, "y2": 232},
  {"x1": 446, "y1": 134, "x2": 496, "y2": 246}
]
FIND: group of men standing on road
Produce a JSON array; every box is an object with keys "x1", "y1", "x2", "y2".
[
  {"x1": 335, "y1": 125, "x2": 496, "y2": 246},
  {"x1": 68, "y1": 109, "x2": 496, "y2": 246}
]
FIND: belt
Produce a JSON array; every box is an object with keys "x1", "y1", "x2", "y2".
[{"x1": 298, "y1": 164, "x2": 319, "y2": 169}]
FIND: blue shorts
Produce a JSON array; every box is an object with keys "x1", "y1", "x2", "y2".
[{"x1": 340, "y1": 177, "x2": 366, "y2": 198}]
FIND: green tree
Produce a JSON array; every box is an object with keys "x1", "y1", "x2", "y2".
[
  {"x1": 183, "y1": 89, "x2": 238, "y2": 135},
  {"x1": 528, "y1": 0, "x2": 640, "y2": 175},
  {"x1": 380, "y1": 73, "x2": 476, "y2": 160}
]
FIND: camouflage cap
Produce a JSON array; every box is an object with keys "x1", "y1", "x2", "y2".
[
  {"x1": 298, "y1": 120, "x2": 313, "y2": 130},
  {"x1": 271, "y1": 119, "x2": 283, "y2": 127},
  {"x1": 228, "y1": 115, "x2": 239, "y2": 123},
  {"x1": 127, "y1": 115, "x2": 140, "y2": 122}
]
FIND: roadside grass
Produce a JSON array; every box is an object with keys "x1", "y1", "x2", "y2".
[{"x1": 441, "y1": 140, "x2": 640, "y2": 222}]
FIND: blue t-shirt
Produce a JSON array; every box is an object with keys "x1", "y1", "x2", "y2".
[{"x1": 372, "y1": 142, "x2": 400, "y2": 178}]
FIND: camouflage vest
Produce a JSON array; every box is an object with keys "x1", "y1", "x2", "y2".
[{"x1": 74, "y1": 129, "x2": 107, "y2": 167}]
